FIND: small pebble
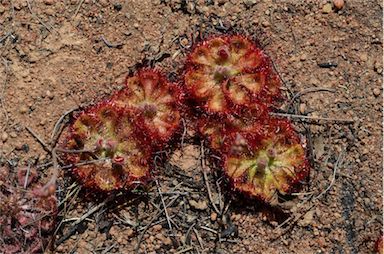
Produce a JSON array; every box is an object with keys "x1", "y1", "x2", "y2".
[
  {"x1": 373, "y1": 88, "x2": 380, "y2": 97},
  {"x1": 189, "y1": 199, "x2": 208, "y2": 210},
  {"x1": 126, "y1": 228, "x2": 134, "y2": 238},
  {"x1": 180, "y1": 38, "x2": 189, "y2": 48},
  {"x1": 113, "y1": 3, "x2": 122, "y2": 11},
  {"x1": 333, "y1": 0, "x2": 344, "y2": 10},
  {"x1": 99, "y1": 0, "x2": 109, "y2": 7},
  {"x1": 1, "y1": 132, "x2": 8, "y2": 142},
  {"x1": 40, "y1": 154, "x2": 47, "y2": 161},
  {"x1": 262, "y1": 21, "x2": 270, "y2": 27},
  {"x1": 298, "y1": 210, "x2": 315, "y2": 227},
  {"x1": 133, "y1": 23, "x2": 139, "y2": 28},
  {"x1": 10, "y1": 132, "x2": 17, "y2": 138},
  {"x1": 243, "y1": 239, "x2": 251, "y2": 245},
  {"x1": 359, "y1": 53, "x2": 368, "y2": 62},
  {"x1": 317, "y1": 237, "x2": 326, "y2": 247},
  {"x1": 210, "y1": 212, "x2": 218, "y2": 221},
  {"x1": 162, "y1": 237, "x2": 172, "y2": 246},
  {"x1": 299, "y1": 103, "x2": 306, "y2": 114},
  {"x1": 322, "y1": 3, "x2": 332, "y2": 14},
  {"x1": 300, "y1": 54, "x2": 307, "y2": 61},
  {"x1": 374, "y1": 61, "x2": 383, "y2": 74},
  {"x1": 153, "y1": 224, "x2": 162, "y2": 232},
  {"x1": 43, "y1": 0, "x2": 54, "y2": 5},
  {"x1": 19, "y1": 105, "x2": 28, "y2": 114},
  {"x1": 243, "y1": 0, "x2": 257, "y2": 8},
  {"x1": 116, "y1": 235, "x2": 124, "y2": 244},
  {"x1": 109, "y1": 226, "x2": 118, "y2": 237},
  {"x1": 46, "y1": 90, "x2": 54, "y2": 99}
]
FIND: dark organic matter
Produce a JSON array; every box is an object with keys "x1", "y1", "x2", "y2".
[{"x1": 0, "y1": 166, "x2": 57, "y2": 254}]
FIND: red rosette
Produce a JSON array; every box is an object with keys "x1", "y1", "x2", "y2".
[
  {"x1": 113, "y1": 68, "x2": 183, "y2": 145},
  {"x1": 222, "y1": 118, "x2": 309, "y2": 202},
  {"x1": 62, "y1": 100, "x2": 152, "y2": 192},
  {"x1": 184, "y1": 34, "x2": 281, "y2": 115}
]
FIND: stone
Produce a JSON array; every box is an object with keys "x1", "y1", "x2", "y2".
[
  {"x1": 299, "y1": 103, "x2": 306, "y2": 114},
  {"x1": 333, "y1": 0, "x2": 344, "y2": 10},
  {"x1": 322, "y1": 3, "x2": 332, "y2": 14},
  {"x1": 189, "y1": 199, "x2": 208, "y2": 210},
  {"x1": 373, "y1": 88, "x2": 381, "y2": 97},
  {"x1": 298, "y1": 210, "x2": 315, "y2": 227},
  {"x1": 19, "y1": 105, "x2": 28, "y2": 114},
  {"x1": 1, "y1": 132, "x2": 8, "y2": 142}
]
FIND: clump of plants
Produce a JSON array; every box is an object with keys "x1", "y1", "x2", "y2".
[
  {"x1": 0, "y1": 33, "x2": 311, "y2": 253},
  {"x1": 60, "y1": 35, "x2": 309, "y2": 202},
  {"x1": 186, "y1": 35, "x2": 309, "y2": 201},
  {"x1": 0, "y1": 166, "x2": 57, "y2": 254},
  {"x1": 62, "y1": 69, "x2": 183, "y2": 191}
]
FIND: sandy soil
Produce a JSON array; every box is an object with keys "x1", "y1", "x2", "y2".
[{"x1": 0, "y1": 0, "x2": 382, "y2": 253}]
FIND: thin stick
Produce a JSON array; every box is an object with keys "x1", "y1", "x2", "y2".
[
  {"x1": 215, "y1": 179, "x2": 223, "y2": 213},
  {"x1": 51, "y1": 107, "x2": 79, "y2": 145},
  {"x1": 72, "y1": 0, "x2": 85, "y2": 18},
  {"x1": 180, "y1": 118, "x2": 187, "y2": 148},
  {"x1": 135, "y1": 194, "x2": 180, "y2": 253},
  {"x1": 55, "y1": 147, "x2": 95, "y2": 154},
  {"x1": 200, "y1": 141, "x2": 220, "y2": 215},
  {"x1": 314, "y1": 149, "x2": 345, "y2": 200},
  {"x1": 155, "y1": 179, "x2": 173, "y2": 231},
  {"x1": 200, "y1": 225, "x2": 217, "y2": 234},
  {"x1": 0, "y1": 57, "x2": 9, "y2": 124},
  {"x1": 290, "y1": 191, "x2": 315, "y2": 196},
  {"x1": 186, "y1": 223, "x2": 196, "y2": 244},
  {"x1": 57, "y1": 184, "x2": 81, "y2": 207},
  {"x1": 270, "y1": 112, "x2": 354, "y2": 124},
  {"x1": 289, "y1": 87, "x2": 336, "y2": 104},
  {"x1": 193, "y1": 228, "x2": 204, "y2": 250},
  {"x1": 0, "y1": 31, "x2": 12, "y2": 43},
  {"x1": 175, "y1": 246, "x2": 194, "y2": 254},
  {"x1": 101, "y1": 243, "x2": 117, "y2": 254},
  {"x1": 23, "y1": 163, "x2": 31, "y2": 189},
  {"x1": 25, "y1": 126, "x2": 52, "y2": 152},
  {"x1": 136, "y1": 215, "x2": 176, "y2": 231},
  {"x1": 71, "y1": 194, "x2": 115, "y2": 227},
  {"x1": 38, "y1": 148, "x2": 59, "y2": 196},
  {"x1": 26, "y1": 0, "x2": 53, "y2": 32},
  {"x1": 59, "y1": 158, "x2": 109, "y2": 170},
  {"x1": 274, "y1": 216, "x2": 294, "y2": 231},
  {"x1": 100, "y1": 35, "x2": 123, "y2": 48}
]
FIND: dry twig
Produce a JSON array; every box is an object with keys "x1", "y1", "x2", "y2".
[
  {"x1": 72, "y1": 0, "x2": 85, "y2": 18},
  {"x1": 26, "y1": 0, "x2": 54, "y2": 32},
  {"x1": 135, "y1": 194, "x2": 181, "y2": 253},
  {"x1": 0, "y1": 57, "x2": 9, "y2": 124},
  {"x1": 270, "y1": 112, "x2": 354, "y2": 124},
  {"x1": 155, "y1": 179, "x2": 173, "y2": 231},
  {"x1": 200, "y1": 141, "x2": 221, "y2": 215},
  {"x1": 289, "y1": 87, "x2": 336, "y2": 104},
  {"x1": 314, "y1": 148, "x2": 345, "y2": 200}
]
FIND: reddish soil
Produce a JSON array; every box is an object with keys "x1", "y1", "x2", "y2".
[{"x1": 0, "y1": 0, "x2": 382, "y2": 253}]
